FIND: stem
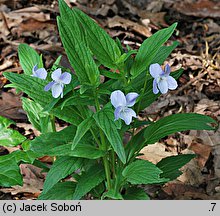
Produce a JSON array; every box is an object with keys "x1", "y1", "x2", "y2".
[
  {"x1": 111, "y1": 150, "x2": 116, "y2": 177},
  {"x1": 136, "y1": 77, "x2": 148, "y2": 114},
  {"x1": 94, "y1": 93, "x2": 112, "y2": 190},
  {"x1": 50, "y1": 115, "x2": 56, "y2": 132}
]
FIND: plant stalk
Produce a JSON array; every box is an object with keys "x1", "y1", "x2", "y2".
[{"x1": 94, "y1": 94, "x2": 112, "y2": 190}]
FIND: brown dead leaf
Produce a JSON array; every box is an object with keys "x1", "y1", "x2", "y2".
[
  {"x1": 173, "y1": 0, "x2": 220, "y2": 18},
  {"x1": 178, "y1": 148, "x2": 207, "y2": 186},
  {"x1": 163, "y1": 182, "x2": 210, "y2": 200},
  {"x1": 189, "y1": 142, "x2": 212, "y2": 168},
  {"x1": 18, "y1": 18, "x2": 56, "y2": 34},
  {"x1": 107, "y1": 16, "x2": 152, "y2": 38},
  {"x1": 0, "y1": 91, "x2": 27, "y2": 120},
  {"x1": 139, "y1": 142, "x2": 176, "y2": 164}
]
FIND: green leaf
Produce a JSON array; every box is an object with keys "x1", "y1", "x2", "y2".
[
  {"x1": 18, "y1": 43, "x2": 41, "y2": 75},
  {"x1": 72, "y1": 7, "x2": 121, "y2": 69},
  {"x1": 152, "y1": 41, "x2": 179, "y2": 65},
  {"x1": 144, "y1": 113, "x2": 216, "y2": 145},
  {"x1": 3, "y1": 72, "x2": 83, "y2": 125},
  {"x1": 30, "y1": 125, "x2": 105, "y2": 159},
  {"x1": 157, "y1": 154, "x2": 196, "y2": 181},
  {"x1": 0, "y1": 116, "x2": 26, "y2": 147},
  {"x1": 93, "y1": 106, "x2": 126, "y2": 164},
  {"x1": 12, "y1": 150, "x2": 38, "y2": 164},
  {"x1": 122, "y1": 160, "x2": 167, "y2": 184},
  {"x1": 72, "y1": 117, "x2": 95, "y2": 150},
  {"x1": 0, "y1": 115, "x2": 14, "y2": 128},
  {"x1": 38, "y1": 182, "x2": 76, "y2": 200},
  {"x1": 58, "y1": 0, "x2": 84, "y2": 43},
  {"x1": 130, "y1": 23, "x2": 177, "y2": 78},
  {"x1": 57, "y1": 16, "x2": 100, "y2": 88},
  {"x1": 100, "y1": 69, "x2": 121, "y2": 80},
  {"x1": 42, "y1": 156, "x2": 84, "y2": 194},
  {"x1": 128, "y1": 113, "x2": 216, "y2": 160},
  {"x1": 73, "y1": 164, "x2": 105, "y2": 199},
  {"x1": 0, "y1": 154, "x2": 23, "y2": 187},
  {"x1": 123, "y1": 187, "x2": 150, "y2": 200},
  {"x1": 102, "y1": 189, "x2": 123, "y2": 200},
  {"x1": 22, "y1": 97, "x2": 52, "y2": 133},
  {"x1": 4, "y1": 72, "x2": 51, "y2": 105}
]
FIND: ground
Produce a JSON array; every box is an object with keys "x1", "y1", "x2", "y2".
[{"x1": 0, "y1": 0, "x2": 220, "y2": 200}]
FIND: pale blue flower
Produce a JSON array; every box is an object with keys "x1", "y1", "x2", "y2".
[
  {"x1": 32, "y1": 64, "x2": 47, "y2": 80},
  {"x1": 110, "y1": 90, "x2": 139, "y2": 125},
  {"x1": 44, "y1": 68, "x2": 71, "y2": 98},
  {"x1": 149, "y1": 63, "x2": 178, "y2": 94}
]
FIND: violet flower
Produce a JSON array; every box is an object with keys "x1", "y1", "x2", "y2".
[
  {"x1": 32, "y1": 64, "x2": 47, "y2": 80},
  {"x1": 149, "y1": 63, "x2": 178, "y2": 94},
  {"x1": 44, "y1": 68, "x2": 71, "y2": 98},
  {"x1": 110, "y1": 90, "x2": 139, "y2": 125}
]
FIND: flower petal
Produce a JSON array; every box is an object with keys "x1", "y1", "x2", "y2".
[
  {"x1": 158, "y1": 79, "x2": 168, "y2": 94},
  {"x1": 59, "y1": 72, "x2": 71, "y2": 84},
  {"x1": 119, "y1": 108, "x2": 136, "y2": 125},
  {"x1": 33, "y1": 64, "x2": 38, "y2": 73},
  {"x1": 35, "y1": 68, "x2": 47, "y2": 80},
  {"x1": 153, "y1": 79, "x2": 159, "y2": 94},
  {"x1": 167, "y1": 76, "x2": 178, "y2": 90},
  {"x1": 51, "y1": 68, "x2": 62, "y2": 81},
  {"x1": 110, "y1": 90, "x2": 126, "y2": 108},
  {"x1": 126, "y1": 92, "x2": 139, "y2": 107},
  {"x1": 51, "y1": 83, "x2": 63, "y2": 98},
  {"x1": 164, "y1": 64, "x2": 171, "y2": 76},
  {"x1": 44, "y1": 81, "x2": 54, "y2": 91},
  {"x1": 114, "y1": 106, "x2": 123, "y2": 120},
  {"x1": 149, "y1": 63, "x2": 163, "y2": 78}
]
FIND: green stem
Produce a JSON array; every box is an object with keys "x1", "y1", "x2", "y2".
[
  {"x1": 136, "y1": 72, "x2": 150, "y2": 114},
  {"x1": 111, "y1": 150, "x2": 116, "y2": 177},
  {"x1": 94, "y1": 93, "x2": 112, "y2": 190},
  {"x1": 50, "y1": 115, "x2": 56, "y2": 132}
]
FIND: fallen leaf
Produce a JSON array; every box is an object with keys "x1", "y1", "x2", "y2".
[
  {"x1": 107, "y1": 15, "x2": 152, "y2": 38},
  {"x1": 139, "y1": 142, "x2": 176, "y2": 164},
  {"x1": 173, "y1": 0, "x2": 220, "y2": 18},
  {"x1": 0, "y1": 91, "x2": 27, "y2": 120}
]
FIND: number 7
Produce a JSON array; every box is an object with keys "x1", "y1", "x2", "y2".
[{"x1": 211, "y1": 203, "x2": 216, "y2": 211}]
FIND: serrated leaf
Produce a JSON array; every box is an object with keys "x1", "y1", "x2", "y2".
[
  {"x1": 72, "y1": 117, "x2": 95, "y2": 150},
  {"x1": 4, "y1": 72, "x2": 83, "y2": 125},
  {"x1": 123, "y1": 187, "x2": 150, "y2": 200},
  {"x1": 38, "y1": 182, "x2": 76, "y2": 200},
  {"x1": 122, "y1": 160, "x2": 167, "y2": 184},
  {"x1": 12, "y1": 150, "x2": 39, "y2": 164},
  {"x1": 0, "y1": 116, "x2": 26, "y2": 147},
  {"x1": 72, "y1": 7, "x2": 121, "y2": 69},
  {"x1": 57, "y1": 16, "x2": 100, "y2": 89},
  {"x1": 144, "y1": 113, "x2": 216, "y2": 144},
  {"x1": 102, "y1": 189, "x2": 123, "y2": 200},
  {"x1": 130, "y1": 23, "x2": 177, "y2": 78},
  {"x1": 73, "y1": 164, "x2": 105, "y2": 199},
  {"x1": 152, "y1": 41, "x2": 179, "y2": 65},
  {"x1": 22, "y1": 97, "x2": 53, "y2": 133},
  {"x1": 58, "y1": 0, "x2": 84, "y2": 43},
  {"x1": 30, "y1": 125, "x2": 105, "y2": 159},
  {"x1": 93, "y1": 106, "x2": 126, "y2": 164},
  {"x1": 18, "y1": 43, "x2": 41, "y2": 75},
  {"x1": 128, "y1": 113, "x2": 216, "y2": 160},
  {"x1": 0, "y1": 115, "x2": 14, "y2": 128},
  {"x1": 42, "y1": 156, "x2": 84, "y2": 194},
  {"x1": 0, "y1": 154, "x2": 23, "y2": 187},
  {"x1": 157, "y1": 154, "x2": 196, "y2": 181}
]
